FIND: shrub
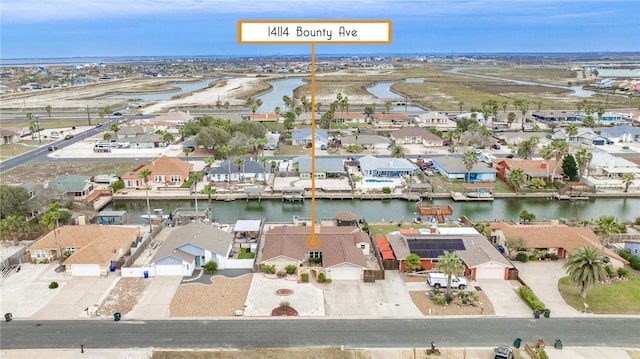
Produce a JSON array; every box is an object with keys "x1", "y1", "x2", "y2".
[
  {"x1": 381, "y1": 187, "x2": 392, "y2": 194},
  {"x1": 432, "y1": 295, "x2": 446, "y2": 306},
  {"x1": 276, "y1": 270, "x2": 287, "y2": 278},
  {"x1": 39, "y1": 258, "x2": 50, "y2": 264},
  {"x1": 260, "y1": 264, "x2": 276, "y2": 274},
  {"x1": 202, "y1": 260, "x2": 218, "y2": 274},
  {"x1": 515, "y1": 252, "x2": 529, "y2": 262},
  {"x1": 285, "y1": 264, "x2": 297, "y2": 275},
  {"x1": 529, "y1": 255, "x2": 537, "y2": 261},
  {"x1": 317, "y1": 272, "x2": 326, "y2": 283},
  {"x1": 604, "y1": 265, "x2": 615, "y2": 278},
  {"x1": 361, "y1": 225, "x2": 369, "y2": 232},
  {"x1": 617, "y1": 267, "x2": 629, "y2": 277},
  {"x1": 537, "y1": 348, "x2": 550, "y2": 359},
  {"x1": 461, "y1": 298, "x2": 468, "y2": 305},
  {"x1": 549, "y1": 253, "x2": 559, "y2": 260},
  {"x1": 300, "y1": 273, "x2": 309, "y2": 282},
  {"x1": 618, "y1": 250, "x2": 640, "y2": 270},
  {"x1": 519, "y1": 286, "x2": 545, "y2": 311},
  {"x1": 49, "y1": 281, "x2": 59, "y2": 289}
]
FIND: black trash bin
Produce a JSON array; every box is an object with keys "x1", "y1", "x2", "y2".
[
  {"x1": 533, "y1": 310, "x2": 541, "y2": 319},
  {"x1": 513, "y1": 338, "x2": 522, "y2": 349},
  {"x1": 113, "y1": 312, "x2": 121, "y2": 321},
  {"x1": 554, "y1": 339, "x2": 563, "y2": 349},
  {"x1": 544, "y1": 309, "x2": 551, "y2": 318},
  {"x1": 4, "y1": 313, "x2": 12, "y2": 322}
]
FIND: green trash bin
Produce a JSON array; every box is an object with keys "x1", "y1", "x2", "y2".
[
  {"x1": 113, "y1": 312, "x2": 121, "y2": 321},
  {"x1": 554, "y1": 339, "x2": 563, "y2": 349},
  {"x1": 513, "y1": 338, "x2": 522, "y2": 349},
  {"x1": 544, "y1": 309, "x2": 551, "y2": 318}
]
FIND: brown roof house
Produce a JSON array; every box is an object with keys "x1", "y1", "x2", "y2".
[
  {"x1": 121, "y1": 155, "x2": 193, "y2": 188},
  {"x1": 489, "y1": 222, "x2": 628, "y2": 268},
  {"x1": 152, "y1": 222, "x2": 234, "y2": 276},
  {"x1": 373, "y1": 113, "x2": 412, "y2": 127},
  {"x1": 493, "y1": 158, "x2": 564, "y2": 184},
  {"x1": 242, "y1": 113, "x2": 281, "y2": 123},
  {"x1": 390, "y1": 127, "x2": 444, "y2": 147},
  {"x1": 261, "y1": 225, "x2": 370, "y2": 280},
  {"x1": 28, "y1": 225, "x2": 138, "y2": 276}
]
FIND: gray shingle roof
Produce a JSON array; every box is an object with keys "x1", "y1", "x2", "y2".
[{"x1": 153, "y1": 223, "x2": 233, "y2": 263}]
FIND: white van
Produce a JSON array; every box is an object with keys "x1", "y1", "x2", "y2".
[{"x1": 427, "y1": 272, "x2": 467, "y2": 289}]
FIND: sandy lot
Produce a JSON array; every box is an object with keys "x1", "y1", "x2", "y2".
[
  {"x1": 409, "y1": 290, "x2": 495, "y2": 316},
  {"x1": 96, "y1": 277, "x2": 151, "y2": 317},
  {"x1": 170, "y1": 274, "x2": 252, "y2": 317}
]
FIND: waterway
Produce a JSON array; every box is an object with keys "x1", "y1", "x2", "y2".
[
  {"x1": 446, "y1": 68, "x2": 596, "y2": 97},
  {"x1": 256, "y1": 77, "x2": 306, "y2": 112},
  {"x1": 107, "y1": 78, "x2": 218, "y2": 101},
  {"x1": 109, "y1": 197, "x2": 639, "y2": 225}
]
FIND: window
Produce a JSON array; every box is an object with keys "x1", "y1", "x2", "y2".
[
  {"x1": 154, "y1": 175, "x2": 165, "y2": 182},
  {"x1": 634, "y1": 248, "x2": 639, "y2": 255},
  {"x1": 170, "y1": 175, "x2": 182, "y2": 182},
  {"x1": 360, "y1": 244, "x2": 366, "y2": 249},
  {"x1": 309, "y1": 251, "x2": 322, "y2": 259},
  {"x1": 35, "y1": 250, "x2": 47, "y2": 259}
]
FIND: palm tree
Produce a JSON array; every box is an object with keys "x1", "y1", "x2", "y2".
[
  {"x1": 390, "y1": 145, "x2": 405, "y2": 158},
  {"x1": 436, "y1": 251, "x2": 464, "y2": 299},
  {"x1": 40, "y1": 203, "x2": 63, "y2": 268},
  {"x1": 621, "y1": 173, "x2": 636, "y2": 192},
  {"x1": 563, "y1": 246, "x2": 608, "y2": 299},
  {"x1": 551, "y1": 141, "x2": 569, "y2": 181},
  {"x1": 183, "y1": 147, "x2": 191, "y2": 162},
  {"x1": 539, "y1": 144, "x2": 555, "y2": 180},
  {"x1": 204, "y1": 157, "x2": 215, "y2": 181},
  {"x1": 458, "y1": 101, "x2": 465, "y2": 114},
  {"x1": 516, "y1": 137, "x2": 538, "y2": 159},
  {"x1": 565, "y1": 124, "x2": 579, "y2": 142},
  {"x1": 190, "y1": 171, "x2": 204, "y2": 219},
  {"x1": 462, "y1": 149, "x2": 478, "y2": 182},
  {"x1": 218, "y1": 145, "x2": 233, "y2": 187},
  {"x1": 233, "y1": 157, "x2": 245, "y2": 183},
  {"x1": 201, "y1": 184, "x2": 216, "y2": 221},
  {"x1": 139, "y1": 169, "x2": 153, "y2": 232},
  {"x1": 259, "y1": 156, "x2": 268, "y2": 184},
  {"x1": 0, "y1": 215, "x2": 30, "y2": 245},
  {"x1": 593, "y1": 215, "x2": 626, "y2": 249},
  {"x1": 574, "y1": 148, "x2": 593, "y2": 178},
  {"x1": 45, "y1": 104, "x2": 53, "y2": 121},
  {"x1": 508, "y1": 168, "x2": 526, "y2": 192}
]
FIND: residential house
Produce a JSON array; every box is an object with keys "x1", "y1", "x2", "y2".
[
  {"x1": 493, "y1": 158, "x2": 564, "y2": 184},
  {"x1": 128, "y1": 133, "x2": 165, "y2": 149},
  {"x1": 0, "y1": 128, "x2": 21, "y2": 144},
  {"x1": 532, "y1": 110, "x2": 580, "y2": 123},
  {"x1": 28, "y1": 225, "x2": 138, "y2": 276},
  {"x1": 153, "y1": 110, "x2": 193, "y2": 126},
  {"x1": 293, "y1": 156, "x2": 345, "y2": 179},
  {"x1": 390, "y1": 127, "x2": 444, "y2": 147},
  {"x1": 414, "y1": 112, "x2": 455, "y2": 129},
  {"x1": 242, "y1": 113, "x2": 281, "y2": 123},
  {"x1": 122, "y1": 155, "x2": 193, "y2": 188},
  {"x1": 387, "y1": 227, "x2": 513, "y2": 279},
  {"x1": 291, "y1": 128, "x2": 329, "y2": 147},
  {"x1": 579, "y1": 112, "x2": 626, "y2": 125},
  {"x1": 340, "y1": 135, "x2": 390, "y2": 149},
  {"x1": 44, "y1": 174, "x2": 94, "y2": 200},
  {"x1": 117, "y1": 125, "x2": 147, "y2": 139},
  {"x1": 373, "y1": 113, "x2": 412, "y2": 127},
  {"x1": 588, "y1": 151, "x2": 640, "y2": 178},
  {"x1": 359, "y1": 155, "x2": 415, "y2": 177},
  {"x1": 209, "y1": 157, "x2": 267, "y2": 183},
  {"x1": 489, "y1": 222, "x2": 627, "y2": 268},
  {"x1": 495, "y1": 132, "x2": 551, "y2": 146},
  {"x1": 260, "y1": 225, "x2": 369, "y2": 280},
  {"x1": 333, "y1": 112, "x2": 368, "y2": 125},
  {"x1": 624, "y1": 240, "x2": 640, "y2": 258},
  {"x1": 553, "y1": 128, "x2": 608, "y2": 146},
  {"x1": 431, "y1": 157, "x2": 497, "y2": 182},
  {"x1": 335, "y1": 212, "x2": 358, "y2": 227},
  {"x1": 152, "y1": 222, "x2": 233, "y2": 276},
  {"x1": 600, "y1": 125, "x2": 640, "y2": 143}
]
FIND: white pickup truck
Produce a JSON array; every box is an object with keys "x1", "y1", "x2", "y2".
[{"x1": 427, "y1": 272, "x2": 468, "y2": 290}]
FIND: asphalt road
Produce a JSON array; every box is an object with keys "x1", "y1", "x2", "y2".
[{"x1": 1, "y1": 318, "x2": 638, "y2": 350}]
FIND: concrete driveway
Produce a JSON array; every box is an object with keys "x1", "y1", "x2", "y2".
[
  {"x1": 474, "y1": 278, "x2": 532, "y2": 317},
  {"x1": 128, "y1": 276, "x2": 182, "y2": 320},
  {"x1": 244, "y1": 274, "x2": 325, "y2": 316},
  {"x1": 0, "y1": 263, "x2": 68, "y2": 318},
  {"x1": 323, "y1": 271, "x2": 422, "y2": 317},
  {"x1": 515, "y1": 260, "x2": 582, "y2": 317},
  {"x1": 31, "y1": 275, "x2": 119, "y2": 319}
]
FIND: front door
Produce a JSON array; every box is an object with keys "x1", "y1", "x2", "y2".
[{"x1": 195, "y1": 256, "x2": 201, "y2": 267}]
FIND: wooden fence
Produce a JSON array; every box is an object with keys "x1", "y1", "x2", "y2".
[{"x1": 363, "y1": 269, "x2": 385, "y2": 283}]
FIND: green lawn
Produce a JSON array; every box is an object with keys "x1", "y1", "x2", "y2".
[
  {"x1": 238, "y1": 248, "x2": 255, "y2": 259},
  {"x1": 0, "y1": 143, "x2": 41, "y2": 160},
  {"x1": 558, "y1": 268, "x2": 640, "y2": 314}
]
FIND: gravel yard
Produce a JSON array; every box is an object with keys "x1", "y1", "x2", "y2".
[
  {"x1": 170, "y1": 274, "x2": 252, "y2": 317},
  {"x1": 97, "y1": 278, "x2": 151, "y2": 317},
  {"x1": 409, "y1": 290, "x2": 496, "y2": 316}
]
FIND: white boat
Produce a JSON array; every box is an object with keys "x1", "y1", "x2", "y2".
[
  {"x1": 466, "y1": 192, "x2": 493, "y2": 198},
  {"x1": 141, "y1": 209, "x2": 170, "y2": 220}
]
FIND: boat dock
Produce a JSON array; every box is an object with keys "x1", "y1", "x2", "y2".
[{"x1": 451, "y1": 191, "x2": 495, "y2": 201}]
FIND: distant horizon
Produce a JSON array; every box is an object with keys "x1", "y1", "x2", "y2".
[{"x1": 2, "y1": 1, "x2": 639, "y2": 59}]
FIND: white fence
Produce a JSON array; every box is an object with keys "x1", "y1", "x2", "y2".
[
  {"x1": 121, "y1": 266, "x2": 156, "y2": 278},
  {"x1": 224, "y1": 258, "x2": 255, "y2": 269}
]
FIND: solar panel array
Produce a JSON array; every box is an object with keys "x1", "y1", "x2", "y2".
[{"x1": 407, "y1": 238, "x2": 465, "y2": 258}]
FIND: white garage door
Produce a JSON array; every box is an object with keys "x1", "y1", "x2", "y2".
[
  {"x1": 155, "y1": 265, "x2": 183, "y2": 276},
  {"x1": 476, "y1": 266, "x2": 506, "y2": 279},
  {"x1": 328, "y1": 267, "x2": 362, "y2": 280},
  {"x1": 71, "y1": 264, "x2": 100, "y2": 276}
]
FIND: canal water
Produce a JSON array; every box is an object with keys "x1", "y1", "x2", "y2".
[{"x1": 110, "y1": 197, "x2": 639, "y2": 225}]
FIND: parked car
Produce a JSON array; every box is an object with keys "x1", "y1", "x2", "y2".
[
  {"x1": 47, "y1": 146, "x2": 57, "y2": 151},
  {"x1": 50, "y1": 131, "x2": 60, "y2": 139},
  {"x1": 113, "y1": 112, "x2": 122, "y2": 116},
  {"x1": 427, "y1": 272, "x2": 467, "y2": 290},
  {"x1": 64, "y1": 134, "x2": 74, "y2": 140},
  {"x1": 95, "y1": 123, "x2": 103, "y2": 128}
]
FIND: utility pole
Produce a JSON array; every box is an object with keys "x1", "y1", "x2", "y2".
[
  {"x1": 36, "y1": 117, "x2": 42, "y2": 144},
  {"x1": 86, "y1": 105, "x2": 91, "y2": 126}
]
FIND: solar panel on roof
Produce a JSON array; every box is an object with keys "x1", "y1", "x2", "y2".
[{"x1": 406, "y1": 238, "x2": 465, "y2": 258}]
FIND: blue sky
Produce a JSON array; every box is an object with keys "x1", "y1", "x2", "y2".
[{"x1": 1, "y1": 0, "x2": 639, "y2": 59}]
